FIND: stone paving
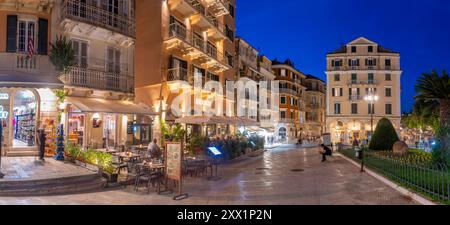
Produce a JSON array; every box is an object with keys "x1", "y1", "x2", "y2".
[
  {"x1": 0, "y1": 145, "x2": 417, "y2": 205},
  {"x1": 0, "y1": 157, "x2": 95, "y2": 181}
]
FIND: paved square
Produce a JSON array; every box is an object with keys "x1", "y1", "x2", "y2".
[{"x1": 0, "y1": 145, "x2": 417, "y2": 205}]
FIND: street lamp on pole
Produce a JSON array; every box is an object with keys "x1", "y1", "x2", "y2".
[{"x1": 363, "y1": 92, "x2": 379, "y2": 172}]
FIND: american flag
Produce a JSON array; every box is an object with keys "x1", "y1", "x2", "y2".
[{"x1": 28, "y1": 37, "x2": 34, "y2": 59}]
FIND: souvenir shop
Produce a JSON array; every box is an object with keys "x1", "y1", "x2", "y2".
[{"x1": 0, "y1": 88, "x2": 59, "y2": 156}]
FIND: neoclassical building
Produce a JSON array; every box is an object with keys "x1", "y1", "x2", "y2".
[{"x1": 326, "y1": 37, "x2": 402, "y2": 144}]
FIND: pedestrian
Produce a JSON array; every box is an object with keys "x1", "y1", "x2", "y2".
[
  {"x1": 352, "y1": 138, "x2": 359, "y2": 148},
  {"x1": 319, "y1": 144, "x2": 333, "y2": 162},
  {"x1": 36, "y1": 126, "x2": 46, "y2": 161}
]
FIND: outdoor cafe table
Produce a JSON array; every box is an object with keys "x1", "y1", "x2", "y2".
[
  {"x1": 113, "y1": 152, "x2": 141, "y2": 161},
  {"x1": 131, "y1": 145, "x2": 148, "y2": 152},
  {"x1": 95, "y1": 149, "x2": 119, "y2": 154}
]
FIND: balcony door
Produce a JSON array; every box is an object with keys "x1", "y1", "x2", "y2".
[
  {"x1": 72, "y1": 40, "x2": 88, "y2": 85},
  {"x1": 107, "y1": 47, "x2": 121, "y2": 91},
  {"x1": 169, "y1": 57, "x2": 188, "y2": 81}
]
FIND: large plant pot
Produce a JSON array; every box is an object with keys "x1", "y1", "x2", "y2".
[{"x1": 102, "y1": 172, "x2": 118, "y2": 183}]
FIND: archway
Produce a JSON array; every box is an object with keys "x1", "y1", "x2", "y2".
[{"x1": 12, "y1": 90, "x2": 37, "y2": 148}]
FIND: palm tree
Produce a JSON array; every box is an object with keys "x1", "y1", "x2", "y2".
[
  {"x1": 402, "y1": 100, "x2": 439, "y2": 146},
  {"x1": 49, "y1": 35, "x2": 75, "y2": 74},
  {"x1": 415, "y1": 70, "x2": 450, "y2": 127}
]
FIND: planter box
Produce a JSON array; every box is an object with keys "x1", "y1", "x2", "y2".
[
  {"x1": 75, "y1": 160, "x2": 86, "y2": 167},
  {"x1": 74, "y1": 160, "x2": 99, "y2": 172},
  {"x1": 102, "y1": 172, "x2": 118, "y2": 183}
]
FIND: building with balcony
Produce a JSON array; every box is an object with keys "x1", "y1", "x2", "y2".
[
  {"x1": 235, "y1": 37, "x2": 260, "y2": 121},
  {"x1": 326, "y1": 37, "x2": 402, "y2": 144},
  {"x1": 135, "y1": 0, "x2": 236, "y2": 140},
  {"x1": 272, "y1": 59, "x2": 307, "y2": 143},
  {"x1": 54, "y1": 0, "x2": 152, "y2": 149},
  {"x1": 0, "y1": 0, "x2": 64, "y2": 156},
  {"x1": 304, "y1": 75, "x2": 326, "y2": 138}
]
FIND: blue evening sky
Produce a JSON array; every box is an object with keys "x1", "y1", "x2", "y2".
[{"x1": 235, "y1": 0, "x2": 450, "y2": 112}]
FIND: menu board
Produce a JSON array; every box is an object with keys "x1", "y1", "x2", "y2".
[
  {"x1": 165, "y1": 142, "x2": 182, "y2": 181},
  {"x1": 323, "y1": 133, "x2": 332, "y2": 146}
]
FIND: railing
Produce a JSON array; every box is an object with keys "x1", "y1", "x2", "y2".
[
  {"x1": 346, "y1": 80, "x2": 378, "y2": 86},
  {"x1": 348, "y1": 95, "x2": 364, "y2": 101},
  {"x1": 60, "y1": 67, "x2": 134, "y2": 93},
  {"x1": 307, "y1": 103, "x2": 321, "y2": 109},
  {"x1": 329, "y1": 65, "x2": 399, "y2": 71},
  {"x1": 339, "y1": 148, "x2": 450, "y2": 204},
  {"x1": 167, "y1": 67, "x2": 189, "y2": 82},
  {"x1": 279, "y1": 88, "x2": 298, "y2": 96},
  {"x1": 278, "y1": 118, "x2": 294, "y2": 123},
  {"x1": 61, "y1": 0, "x2": 136, "y2": 38},
  {"x1": 0, "y1": 52, "x2": 54, "y2": 73},
  {"x1": 168, "y1": 23, "x2": 228, "y2": 66},
  {"x1": 185, "y1": 0, "x2": 226, "y2": 35}
]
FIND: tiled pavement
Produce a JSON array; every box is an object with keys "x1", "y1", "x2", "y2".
[
  {"x1": 0, "y1": 145, "x2": 417, "y2": 205},
  {"x1": 0, "y1": 157, "x2": 95, "y2": 181}
]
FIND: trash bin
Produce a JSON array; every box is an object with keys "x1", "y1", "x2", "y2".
[{"x1": 355, "y1": 147, "x2": 363, "y2": 159}]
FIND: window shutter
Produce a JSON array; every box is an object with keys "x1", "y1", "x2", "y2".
[
  {"x1": 357, "y1": 59, "x2": 360, "y2": 66},
  {"x1": 332, "y1": 88, "x2": 335, "y2": 97},
  {"x1": 357, "y1": 88, "x2": 360, "y2": 96},
  {"x1": 339, "y1": 88, "x2": 343, "y2": 96},
  {"x1": 6, "y1": 15, "x2": 18, "y2": 52},
  {"x1": 38, "y1": 18, "x2": 49, "y2": 55}
]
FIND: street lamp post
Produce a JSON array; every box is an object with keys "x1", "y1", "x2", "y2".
[{"x1": 363, "y1": 92, "x2": 379, "y2": 173}]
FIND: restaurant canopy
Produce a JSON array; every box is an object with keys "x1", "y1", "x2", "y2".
[
  {"x1": 65, "y1": 97, "x2": 157, "y2": 115},
  {"x1": 175, "y1": 115, "x2": 234, "y2": 125},
  {"x1": 233, "y1": 116, "x2": 260, "y2": 127}
]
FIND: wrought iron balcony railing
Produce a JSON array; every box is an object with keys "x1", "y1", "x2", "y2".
[{"x1": 61, "y1": 0, "x2": 136, "y2": 38}]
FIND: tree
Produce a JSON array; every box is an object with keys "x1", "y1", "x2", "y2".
[
  {"x1": 415, "y1": 70, "x2": 450, "y2": 127},
  {"x1": 49, "y1": 35, "x2": 75, "y2": 73},
  {"x1": 369, "y1": 118, "x2": 400, "y2": 151}
]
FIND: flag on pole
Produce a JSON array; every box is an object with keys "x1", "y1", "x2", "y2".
[{"x1": 28, "y1": 37, "x2": 34, "y2": 59}]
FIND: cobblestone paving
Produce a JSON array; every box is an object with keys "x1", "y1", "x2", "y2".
[
  {"x1": 0, "y1": 145, "x2": 417, "y2": 205},
  {"x1": 0, "y1": 157, "x2": 95, "y2": 181}
]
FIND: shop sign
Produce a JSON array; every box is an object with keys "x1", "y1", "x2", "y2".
[
  {"x1": 0, "y1": 106, "x2": 8, "y2": 119},
  {"x1": 165, "y1": 142, "x2": 182, "y2": 181},
  {"x1": 0, "y1": 93, "x2": 9, "y2": 100}
]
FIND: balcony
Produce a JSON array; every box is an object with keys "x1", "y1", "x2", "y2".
[
  {"x1": 328, "y1": 65, "x2": 400, "y2": 71},
  {"x1": 61, "y1": 0, "x2": 135, "y2": 46},
  {"x1": 202, "y1": 0, "x2": 230, "y2": 17},
  {"x1": 60, "y1": 66, "x2": 134, "y2": 94},
  {"x1": 279, "y1": 88, "x2": 298, "y2": 96},
  {"x1": 0, "y1": 52, "x2": 55, "y2": 74},
  {"x1": 278, "y1": 118, "x2": 294, "y2": 124},
  {"x1": 307, "y1": 103, "x2": 321, "y2": 109},
  {"x1": 348, "y1": 95, "x2": 364, "y2": 102},
  {"x1": 346, "y1": 80, "x2": 378, "y2": 86},
  {"x1": 167, "y1": 67, "x2": 189, "y2": 82},
  {"x1": 165, "y1": 23, "x2": 230, "y2": 73}
]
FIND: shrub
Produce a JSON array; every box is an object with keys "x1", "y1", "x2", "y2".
[
  {"x1": 66, "y1": 143, "x2": 81, "y2": 162},
  {"x1": 369, "y1": 118, "x2": 400, "y2": 151},
  {"x1": 432, "y1": 125, "x2": 450, "y2": 165}
]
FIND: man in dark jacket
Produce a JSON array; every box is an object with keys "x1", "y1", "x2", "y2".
[
  {"x1": 36, "y1": 128, "x2": 46, "y2": 161},
  {"x1": 320, "y1": 144, "x2": 332, "y2": 162}
]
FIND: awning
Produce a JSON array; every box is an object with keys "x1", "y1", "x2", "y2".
[
  {"x1": 65, "y1": 97, "x2": 156, "y2": 115},
  {"x1": 0, "y1": 71, "x2": 63, "y2": 89},
  {"x1": 233, "y1": 116, "x2": 260, "y2": 127},
  {"x1": 175, "y1": 115, "x2": 234, "y2": 125}
]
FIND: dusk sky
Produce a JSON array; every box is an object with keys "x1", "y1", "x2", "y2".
[{"x1": 236, "y1": 0, "x2": 450, "y2": 112}]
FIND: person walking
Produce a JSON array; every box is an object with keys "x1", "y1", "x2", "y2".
[{"x1": 36, "y1": 127, "x2": 46, "y2": 161}]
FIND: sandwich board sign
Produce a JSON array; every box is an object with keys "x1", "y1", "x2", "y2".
[{"x1": 323, "y1": 133, "x2": 332, "y2": 146}]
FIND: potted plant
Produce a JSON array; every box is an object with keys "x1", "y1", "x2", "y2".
[
  {"x1": 66, "y1": 143, "x2": 82, "y2": 163},
  {"x1": 187, "y1": 134, "x2": 205, "y2": 156},
  {"x1": 97, "y1": 152, "x2": 118, "y2": 183}
]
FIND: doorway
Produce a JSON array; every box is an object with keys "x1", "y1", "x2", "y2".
[{"x1": 12, "y1": 90, "x2": 37, "y2": 148}]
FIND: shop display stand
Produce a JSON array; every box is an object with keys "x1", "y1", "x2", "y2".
[
  {"x1": 54, "y1": 124, "x2": 65, "y2": 161},
  {"x1": 15, "y1": 113, "x2": 35, "y2": 146},
  {"x1": 44, "y1": 121, "x2": 56, "y2": 157}
]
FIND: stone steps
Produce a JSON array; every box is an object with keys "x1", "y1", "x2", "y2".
[
  {"x1": 6, "y1": 151, "x2": 39, "y2": 157},
  {"x1": 0, "y1": 174, "x2": 107, "y2": 197}
]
